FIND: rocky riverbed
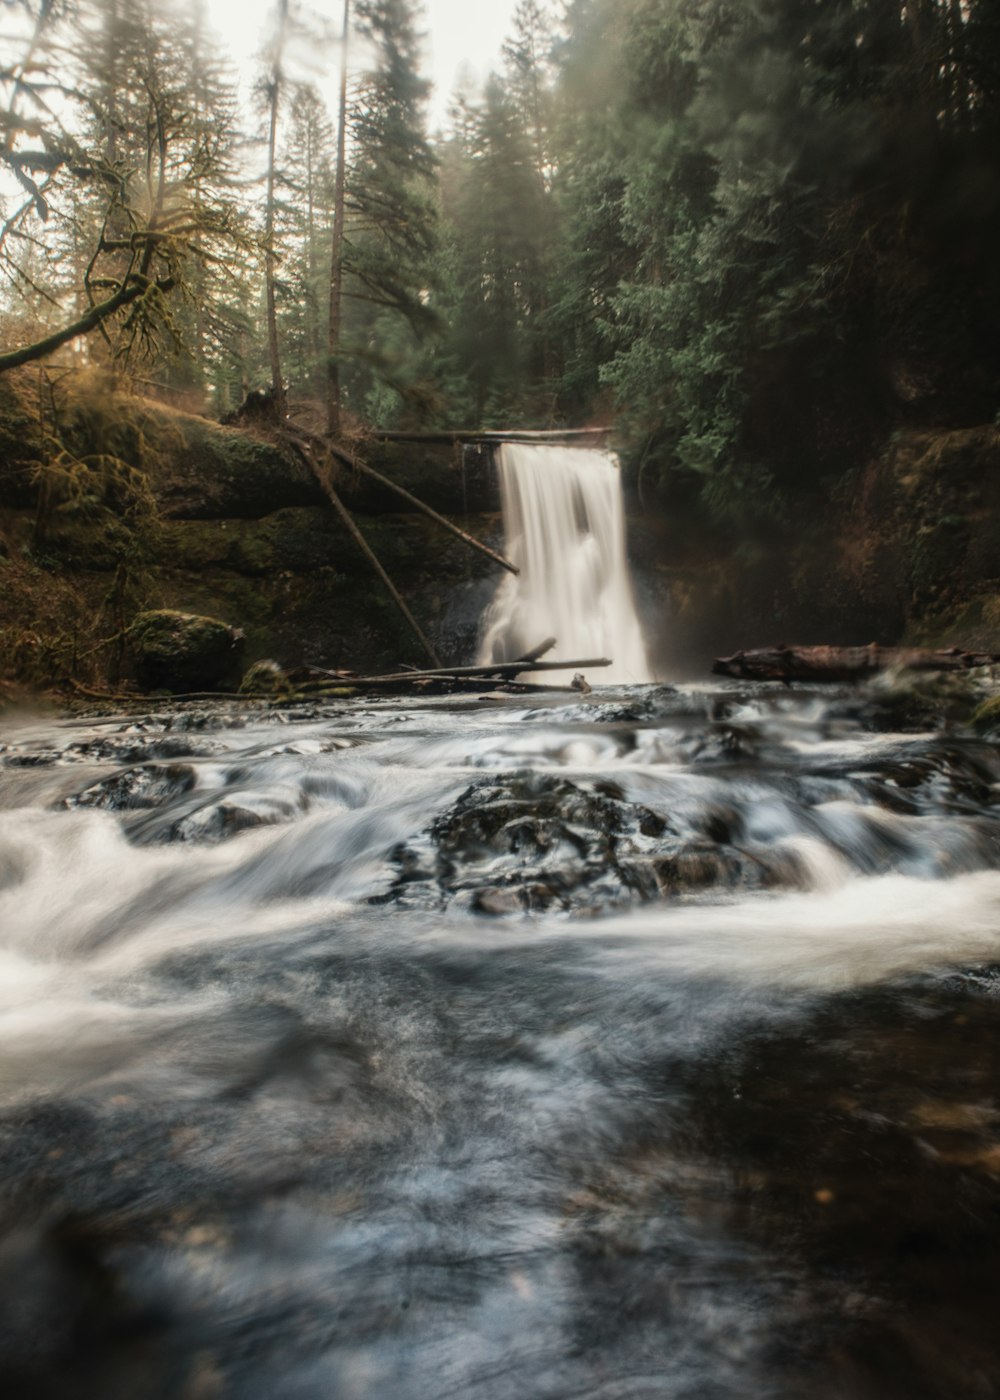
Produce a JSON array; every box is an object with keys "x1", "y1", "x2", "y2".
[{"x1": 2, "y1": 682, "x2": 1000, "y2": 1397}]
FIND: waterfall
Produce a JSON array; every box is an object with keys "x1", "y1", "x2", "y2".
[{"x1": 479, "y1": 442, "x2": 653, "y2": 684}]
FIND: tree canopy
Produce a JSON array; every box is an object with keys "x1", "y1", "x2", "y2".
[{"x1": 0, "y1": 0, "x2": 998, "y2": 514}]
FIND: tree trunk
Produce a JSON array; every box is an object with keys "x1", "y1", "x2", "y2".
[
  {"x1": 326, "y1": 0, "x2": 350, "y2": 437},
  {"x1": 712, "y1": 645, "x2": 999, "y2": 683},
  {"x1": 264, "y1": 0, "x2": 288, "y2": 418}
]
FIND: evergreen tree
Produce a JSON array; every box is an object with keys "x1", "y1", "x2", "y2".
[
  {"x1": 281, "y1": 84, "x2": 336, "y2": 394},
  {"x1": 336, "y1": 0, "x2": 439, "y2": 424},
  {"x1": 0, "y1": 0, "x2": 246, "y2": 373},
  {"x1": 427, "y1": 2, "x2": 563, "y2": 425}
]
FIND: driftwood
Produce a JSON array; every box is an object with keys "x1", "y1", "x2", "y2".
[
  {"x1": 309, "y1": 654, "x2": 612, "y2": 686},
  {"x1": 517, "y1": 637, "x2": 557, "y2": 663},
  {"x1": 367, "y1": 428, "x2": 611, "y2": 445},
  {"x1": 713, "y1": 644, "x2": 1000, "y2": 683}
]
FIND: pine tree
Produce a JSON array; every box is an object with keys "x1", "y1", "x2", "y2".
[
  {"x1": 332, "y1": 0, "x2": 439, "y2": 425},
  {"x1": 0, "y1": 0, "x2": 246, "y2": 373},
  {"x1": 281, "y1": 84, "x2": 336, "y2": 394}
]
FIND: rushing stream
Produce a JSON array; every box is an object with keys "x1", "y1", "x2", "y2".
[{"x1": 3, "y1": 683, "x2": 1000, "y2": 1398}]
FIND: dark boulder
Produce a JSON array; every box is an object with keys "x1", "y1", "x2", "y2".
[{"x1": 126, "y1": 610, "x2": 245, "y2": 693}]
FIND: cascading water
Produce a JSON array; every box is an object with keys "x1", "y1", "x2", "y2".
[
  {"x1": 478, "y1": 442, "x2": 653, "y2": 683},
  {"x1": 3, "y1": 683, "x2": 1000, "y2": 1396}
]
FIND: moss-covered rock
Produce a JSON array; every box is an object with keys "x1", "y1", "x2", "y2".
[
  {"x1": 972, "y1": 694, "x2": 1000, "y2": 736},
  {"x1": 126, "y1": 609, "x2": 245, "y2": 693},
  {"x1": 239, "y1": 659, "x2": 292, "y2": 697},
  {"x1": 153, "y1": 508, "x2": 340, "y2": 576},
  {"x1": 151, "y1": 414, "x2": 322, "y2": 520}
]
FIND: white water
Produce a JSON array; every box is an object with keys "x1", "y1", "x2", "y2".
[
  {"x1": 478, "y1": 443, "x2": 653, "y2": 684},
  {"x1": 4, "y1": 692, "x2": 1000, "y2": 1396}
]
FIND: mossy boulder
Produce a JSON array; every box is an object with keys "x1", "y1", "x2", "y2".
[
  {"x1": 972, "y1": 694, "x2": 1000, "y2": 736},
  {"x1": 239, "y1": 659, "x2": 292, "y2": 697},
  {"x1": 126, "y1": 610, "x2": 245, "y2": 693}
]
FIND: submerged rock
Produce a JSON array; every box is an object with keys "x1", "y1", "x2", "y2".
[
  {"x1": 66, "y1": 762, "x2": 197, "y2": 812},
  {"x1": 377, "y1": 770, "x2": 791, "y2": 917},
  {"x1": 126, "y1": 610, "x2": 245, "y2": 693}
]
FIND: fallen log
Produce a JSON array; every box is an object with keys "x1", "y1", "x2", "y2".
[
  {"x1": 712, "y1": 644, "x2": 1000, "y2": 683},
  {"x1": 518, "y1": 637, "x2": 557, "y2": 663},
  {"x1": 367, "y1": 428, "x2": 611, "y2": 444},
  {"x1": 303, "y1": 654, "x2": 611, "y2": 686}
]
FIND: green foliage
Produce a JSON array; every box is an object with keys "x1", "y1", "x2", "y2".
[
  {"x1": 0, "y1": 0, "x2": 248, "y2": 376},
  {"x1": 338, "y1": 0, "x2": 440, "y2": 422},
  {"x1": 4, "y1": 0, "x2": 998, "y2": 517}
]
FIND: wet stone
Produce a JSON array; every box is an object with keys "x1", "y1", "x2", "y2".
[
  {"x1": 144, "y1": 794, "x2": 305, "y2": 845},
  {"x1": 378, "y1": 771, "x2": 776, "y2": 916},
  {"x1": 65, "y1": 763, "x2": 197, "y2": 812},
  {"x1": 2, "y1": 749, "x2": 62, "y2": 767}
]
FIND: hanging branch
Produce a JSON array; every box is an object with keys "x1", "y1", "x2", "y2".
[
  {"x1": 284, "y1": 422, "x2": 518, "y2": 575},
  {"x1": 291, "y1": 436, "x2": 442, "y2": 667},
  {"x1": 0, "y1": 272, "x2": 174, "y2": 372}
]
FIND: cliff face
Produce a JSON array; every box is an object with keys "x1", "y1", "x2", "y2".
[
  {"x1": 630, "y1": 424, "x2": 1000, "y2": 677},
  {"x1": 0, "y1": 378, "x2": 501, "y2": 689}
]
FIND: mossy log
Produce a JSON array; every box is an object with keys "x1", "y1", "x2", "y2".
[{"x1": 713, "y1": 644, "x2": 999, "y2": 682}]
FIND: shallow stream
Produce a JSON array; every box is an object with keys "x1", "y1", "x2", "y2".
[{"x1": 2, "y1": 684, "x2": 1000, "y2": 1398}]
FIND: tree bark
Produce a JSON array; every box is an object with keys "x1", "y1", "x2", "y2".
[
  {"x1": 712, "y1": 645, "x2": 999, "y2": 683},
  {"x1": 264, "y1": 0, "x2": 288, "y2": 418},
  {"x1": 326, "y1": 0, "x2": 350, "y2": 436}
]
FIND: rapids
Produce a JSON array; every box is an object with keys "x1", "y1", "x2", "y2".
[{"x1": 2, "y1": 684, "x2": 1000, "y2": 1398}]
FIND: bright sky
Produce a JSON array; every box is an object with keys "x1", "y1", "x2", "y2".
[{"x1": 203, "y1": 0, "x2": 522, "y2": 131}]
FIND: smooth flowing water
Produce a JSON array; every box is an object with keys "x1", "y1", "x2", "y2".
[
  {"x1": 479, "y1": 444, "x2": 652, "y2": 684},
  {"x1": 2, "y1": 683, "x2": 1000, "y2": 1399}
]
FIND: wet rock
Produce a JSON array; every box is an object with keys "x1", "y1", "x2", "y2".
[
  {"x1": 239, "y1": 659, "x2": 292, "y2": 698},
  {"x1": 849, "y1": 744, "x2": 1000, "y2": 817},
  {"x1": 66, "y1": 763, "x2": 196, "y2": 812},
  {"x1": 151, "y1": 795, "x2": 300, "y2": 845},
  {"x1": 823, "y1": 668, "x2": 1000, "y2": 735},
  {"x1": 472, "y1": 887, "x2": 528, "y2": 916},
  {"x1": 126, "y1": 610, "x2": 245, "y2": 693},
  {"x1": 377, "y1": 771, "x2": 782, "y2": 917},
  {"x1": 65, "y1": 734, "x2": 225, "y2": 764},
  {"x1": 2, "y1": 749, "x2": 61, "y2": 767}
]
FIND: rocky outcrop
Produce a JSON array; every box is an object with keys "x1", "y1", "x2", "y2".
[
  {"x1": 0, "y1": 379, "x2": 505, "y2": 688},
  {"x1": 630, "y1": 422, "x2": 1000, "y2": 676}
]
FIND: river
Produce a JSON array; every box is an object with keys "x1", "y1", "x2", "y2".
[{"x1": 2, "y1": 683, "x2": 1000, "y2": 1398}]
